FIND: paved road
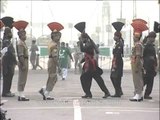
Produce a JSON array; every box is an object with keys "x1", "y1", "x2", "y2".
[{"x1": 1, "y1": 69, "x2": 159, "y2": 120}]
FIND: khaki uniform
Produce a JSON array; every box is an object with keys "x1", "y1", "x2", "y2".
[
  {"x1": 17, "y1": 40, "x2": 28, "y2": 91},
  {"x1": 131, "y1": 41, "x2": 144, "y2": 94},
  {"x1": 46, "y1": 41, "x2": 58, "y2": 91}
]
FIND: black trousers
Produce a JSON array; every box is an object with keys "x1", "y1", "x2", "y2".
[
  {"x1": 143, "y1": 72, "x2": 155, "y2": 96},
  {"x1": 2, "y1": 65, "x2": 15, "y2": 95},
  {"x1": 80, "y1": 71, "x2": 110, "y2": 96},
  {"x1": 111, "y1": 76, "x2": 123, "y2": 95}
]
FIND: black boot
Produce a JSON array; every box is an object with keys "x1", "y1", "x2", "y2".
[{"x1": 102, "y1": 93, "x2": 110, "y2": 98}]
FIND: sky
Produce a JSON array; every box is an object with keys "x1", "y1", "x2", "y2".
[{"x1": 1, "y1": 0, "x2": 159, "y2": 45}]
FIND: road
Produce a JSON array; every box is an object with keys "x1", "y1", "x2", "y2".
[{"x1": 1, "y1": 69, "x2": 159, "y2": 120}]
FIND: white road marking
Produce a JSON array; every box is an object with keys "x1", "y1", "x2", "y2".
[
  {"x1": 105, "y1": 112, "x2": 120, "y2": 115},
  {"x1": 73, "y1": 99, "x2": 82, "y2": 120}
]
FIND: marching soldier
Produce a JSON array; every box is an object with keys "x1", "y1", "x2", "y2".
[
  {"x1": 1, "y1": 16, "x2": 17, "y2": 97},
  {"x1": 110, "y1": 21, "x2": 124, "y2": 97},
  {"x1": 130, "y1": 19, "x2": 148, "y2": 102},
  {"x1": 13, "y1": 20, "x2": 30, "y2": 101},
  {"x1": 74, "y1": 22, "x2": 110, "y2": 99},
  {"x1": 39, "y1": 22, "x2": 64, "y2": 100},
  {"x1": 143, "y1": 24, "x2": 159, "y2": 99}
]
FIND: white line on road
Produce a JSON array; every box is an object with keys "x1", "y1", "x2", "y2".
[{"x1": 73, "y1": 99, "x2": 82, "y2": 120}]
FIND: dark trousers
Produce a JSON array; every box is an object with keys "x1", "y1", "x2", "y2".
[
  {"x1": 2, "y1": 66, "x2": 14, "y2": 95},
  {"x1": 144, "y1": 72, "x2": 154, "y2": 96},
  {"x1": 80, "y1": 71, "x2": 110, "y2": 96},
  {"x1": 111, "y1": 76, "x2": 123, "y2": 95}
]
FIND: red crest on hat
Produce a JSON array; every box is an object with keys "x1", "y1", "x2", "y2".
[
  {"x1": 132, "y1": 18, "x2": 147, "y2": 24},
  {"x1": 47, "y1": 22, "x2": 64, "y2": 32},
  {"x1": 131, "y1": 21, "x2": 148, "y2": 34},
  {"x1": 0, "y1": 20, "x2": 4, "y2": 29},
  {"x1": 12, "y1": 20, "x2": 28, "y2": 31}
]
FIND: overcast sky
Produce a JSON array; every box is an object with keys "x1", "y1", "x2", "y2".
[{"x1": 1, "y1": 0, "x2": 159, "y2": 44}]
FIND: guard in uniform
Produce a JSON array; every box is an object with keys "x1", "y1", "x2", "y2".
[
  {"x1": 110, "y1": 21, "x2": 124, "y2": 97},
  {"x1": 39, "y1": 22, "x2": 64, "y2": 100},
  {"x1": 1, "y1": 16, "x2": 17, "y2": 97},
  {"x1": 74, "y1": 22, "x2": 110, "y2": 99},
  {"x1": 143, "y1": 31, "x2": 158, "y2": 99},
  {"x1": 154, "y1": 21, "x2": 160, "y2": 72},
  {"x1": 13, "y1": 20, "x2": 30, "y2": 101},
  {"x1": 130, "y1": 19, "x2": 148, "y2": 102}
]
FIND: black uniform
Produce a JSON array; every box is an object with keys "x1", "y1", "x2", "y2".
[
  {"x1": 74, "y1": 22, "x2": 110, "y2": 98},
  {"x1": 1, "y1": 16, "x2": 17, "y2": 97},
  {"x1": 110, "y1": 39, "x2": 124, "y2": 97},
  {"x1": 2, "y1": 40, "x2": 17, "y2": 96},
  {"x1": 110, "y1": 21, "x2": 124, "y2": 97},
  {"x1": 79, "y1": 34, "x2": 110, "y2": 98},
  {"x1": 143, "y1": 42, "x2": 157, "y2": 98}
]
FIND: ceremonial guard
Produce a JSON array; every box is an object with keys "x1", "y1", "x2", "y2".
[
  {"x1": 1, "y1": 16, "x2": 17, "y2": 97},
  {"x1": 39, "y1": 22, "x2": 64, "y2": 100},
  {"x1": 143, "y1": 23, "x2": 159, "y2": 99},
  {"x1": 130, "y1": 19, "x2": 148, "y2": 102},
  {"x1": 13, "y1": 20, "x2": 30, "y2": 101},
  {"x1": 74, "y1": 22, "x2": 110, "y2": 99},
  {"x1": 110, "y1": 21, "x2": 124, "y2": 97}
]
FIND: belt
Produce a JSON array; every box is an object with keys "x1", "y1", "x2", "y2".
[
  {"x1": 24, "y1": 56, "x2": 28, "y2": 59},
  {"x1": 49, "y1": 55, "x2": 57, "y2": 58}
]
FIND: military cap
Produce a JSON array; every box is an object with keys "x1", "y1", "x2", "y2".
[
  {"x1": 12, "y1": 20, "x2": 28, "y2": 31},
  {"x1": 131, "y1": 19, "x2": 148, "y2": 37},
  {"x1": 112, "y1": 21, "x2": 124, "y2": 37},
  {"x1": 47, "y1": 22, "x2": 64, "y2": 32},
  {"x1": 1, "y1": 16, "x2": 14, "y2": 28},
  {"x1": 74, "y1": 22, "x2": 85, "y2": 33},
  {"x1": 0, "y1": 20, "x2": 4, "y2": 29},
  {"x1": 12, "y1": 20, "x2": 28, "y2": 37},
  {"x1": 153, "y1": 21, "x2": 160, "y2": 33},
  {"x1": 132, "y1": 18, "x2": 147, "y2": 24}
]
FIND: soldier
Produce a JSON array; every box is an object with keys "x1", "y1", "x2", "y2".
[
  {"x1": 143, "y1": 31, "x2": 158, "y2": 99},
  {"x1": 30, "y1": 39, "x2": 39, "y2": 70},
  {"x1": 130, "y1": 19, "x2": 148, "y2": 102},
  {"x1": 39, "y1": 22, "x2": 64, "y2": 100},
  {"x1": 1, "y1": 17, "x2": 17, "y2": 97},
  {"x1": 154, "y1": 21, "x2": 160, "y2": 71},
  {"x1": 74, "y1": 22, "x2": 110, "y2": 99},
  {"x1": 13, "y1": 20, "x2": 30, "y2": 101},
  {"x1": 110, "y1": 21, "x2": 124, "y2": 97}
]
